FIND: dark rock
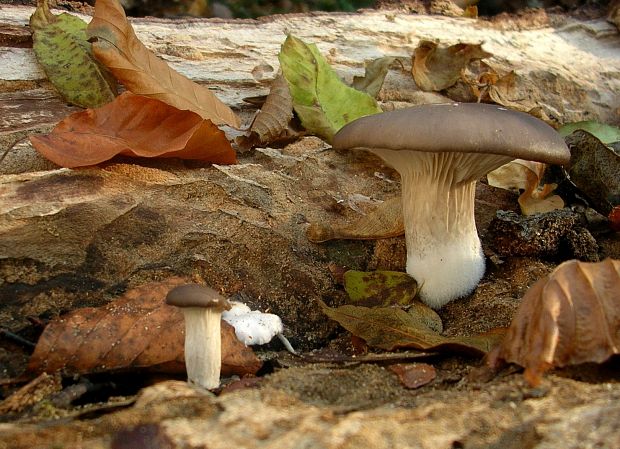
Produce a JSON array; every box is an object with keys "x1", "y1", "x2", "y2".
[{"x1": 485, "y1": 209, "x2": 599, "y2": 261}]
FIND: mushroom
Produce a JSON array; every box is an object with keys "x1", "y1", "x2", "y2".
[
  {"x1": 332, "y1": 103, "x2": 570, "y2": 308},
  {"x1": 166, "y1": 284, "x2": 231, "y2": 389}
]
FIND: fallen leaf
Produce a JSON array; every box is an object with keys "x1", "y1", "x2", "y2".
[
  {"x1": 610, "y1": 206, "x2": 620, "y2": 232},
  {"x1": 239, "y1": 74, "x2": 295, "y2": 149},
  {"x1": 352, "y1": 56, "x2": 402, "y2": 98},
  {"x1": 30, "y1": 92, "x2": 236, "y2": 168},
  {"x1": 86, "y1": 0, "x2": 239, "y2": 127},
  {"x1": 610, "y1": 2, "x2": 620, "y2": 30},
  {"x1": 558, "y1": 121, "x2": 620, "y2": 145},
  {"x1": 343, "y1": 270, "x2": 418, "y2": 307},
  {"x1": 487, "y1": 159, "x2": 564, "y2": 215},
  {"x1": 29, "y1": 0, "x2": 116, "y2": 107},
  {"x1": 463, "y1": 5, "x2": 478, "y2": 18},
  {"x1": 412, "y1": 40, "x2": 491, "y2": 92},
  {"x1": 319, "y1": 301, "x2": 504, "y2": 355},
  {"x1": 26, "y1": 278, "x2": 261, "y2": 377},
  {"x1": 307, "y1": 196, "x2": 404, "y2": 242},
  {"x1": 278, "y1": 35, "x2": 382, "y2": 142},
  {"x1": 388, "y1": 363, "x2": 436, "y2": 389},
  {"x1": 565, "y1": 130, "x2": 620, "y2": 215},
  {"x1": 486, "y1": 71, "x2": 537, "y2": 112},
  {"x1": 486, "y1": 259, "x2": 620, "y2": 386}
]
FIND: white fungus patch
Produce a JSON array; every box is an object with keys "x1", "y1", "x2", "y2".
[{"x1": 222, "y1": 301, "x2": 284, "y2": 346}]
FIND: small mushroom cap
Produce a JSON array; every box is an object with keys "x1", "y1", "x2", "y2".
[
  {"x1": 166, "y1": 284, "x2": 231, "y2": 311},
  {"x1": 332, "y1": 103, "x2": 570, "y2": 165}
]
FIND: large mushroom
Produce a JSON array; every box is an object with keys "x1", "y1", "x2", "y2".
[
  {"x1": 332, "y1": 103, "x2": 570, "y2": 308},
  {"x1": 166, "y1": 284, "x2": 231, "y2": 389}
]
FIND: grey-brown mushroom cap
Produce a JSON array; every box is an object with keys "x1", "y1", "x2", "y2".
[
  {"x1": 332, "y1": 103, "x2": 570, "y2": 166},
  {"x1": 166, "y1": 284, "x2": 231, "y2": 311}
]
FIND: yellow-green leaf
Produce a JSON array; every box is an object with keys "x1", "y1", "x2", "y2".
[
  {"x1": 278, "y1": 35, "x2": 382, "y2": 142},
  {"x1": 558, "y1": 121, "x2": 620, "y2": 145},
  {"x1": 29, "y1": 0, "x2": 116, "y2": 108},
  {"x1": 343, "y1": 270, "x2": 418, "y2": 307}
]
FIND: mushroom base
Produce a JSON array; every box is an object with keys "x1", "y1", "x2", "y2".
[{"x1": 406, "y1": 235, "x2": 485, "y2": 309}]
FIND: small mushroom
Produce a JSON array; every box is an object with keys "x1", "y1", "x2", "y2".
[
  {"x1": 333, "y1": 103, "x2": 570, "y2": 308},
  {"x1": 166, "y1": 284, "x2": 231, "y2": 389}
]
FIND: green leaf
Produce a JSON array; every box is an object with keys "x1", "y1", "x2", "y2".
[
  {"x1": 319, "y1": 301, "x2": 504, "y2": 355},
  {"x1": 352, "y1": 56, "x2": 400, "y2": 98},
  {"x1": 343, "y1": 270, "x2": 418, "y2": 307},
  {"x1": 278, "y1": 35, "x2": 382, "y2": 142},
  {"x1": 558, "y1": 121, "x2": 620, "y2": 145},
  {"x1": 30, "y1": 0, "x2": 116, "y2": 108}
]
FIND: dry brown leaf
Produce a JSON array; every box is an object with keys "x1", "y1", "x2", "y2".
[
  {"x1": 487, "y1": 159, "x2": 563, "y2": 215},
  {"x1": 610, "y1": 206, "x2": 620, "y2": 232},
  {"x1": 486, "y1": 259, "x2": 620, "y2": 386},
  {"x1": 463, "y1": 5, "x2": 478, "y2": 18},
  {"x1": 320, "y1": 301, "x2": 505, "y2": 356},
  {"x1": 240, "y1": 74, "x2": 296, "y2": 149},
  {"x1": 411, "y1": 40, "x2": 491, "y2": 92},
  {"x1": 388, "y1": 363, "x2": 436, "y2": 389},
  {"x1": 86, "y1": 0, "x2": 239, "y2": 127},
  {"x1": 307, "y1": 196, "x2": 404, "y2": 242},
  {"x1": 26, "y1": 277, "x2": 261, "y2": 377},
  {"x1": 30, "y1": 92, "x2": 236, "y2": 168}
]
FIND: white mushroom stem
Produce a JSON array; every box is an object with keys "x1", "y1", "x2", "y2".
[
  {"x1": 371, "y1": 150, "x2": 513, "y2": 308},
  {"x1": 182, "y1": 307, "x2": 222, "y2": 390}
]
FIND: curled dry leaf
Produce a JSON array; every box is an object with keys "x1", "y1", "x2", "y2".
[
  {"x1": 26, "y1": 277, "x2": 261, "y2": 377},
  {"x1": 487, "y1": 159, "x2": 564, "y2": 215},
  {"x1": 30, "y1": 92, "x2": 236, "y2": 168},
  {"x1": 487, "y1": 259, "x2": 620, "y2": 386},
  {"x1": 307, "y1": 196, "x2": 404, "y2": 242},
  {"x1": 240, "y1": 74, "x2": 295, "y2": 149},
  {"x1": 352, "y1": 56, "x2": 402, "y2": 98},
  {"x1": 86, "y1": 0, "x2": 239, "y2": 127},
  {"x1": 411, "y1": 40, "x2": 491, "y2": 92}
]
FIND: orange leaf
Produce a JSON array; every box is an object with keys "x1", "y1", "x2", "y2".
[
  {"x1": 26, "y1": 277, "x2": 261, "y2": 377},
  {"x1": 30, "y1": 92, "x2": 236, "y2": 168},
  {"x1": 487, "y1": 259, "x2": 620, "y2": 386},
  {"x1": 86, "y1": 0, "x2": 239, "y2": 128}
]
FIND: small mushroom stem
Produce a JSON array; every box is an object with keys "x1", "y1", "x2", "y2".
[
  {"x1": 374, "y1": 150, "x2": 512, "y2": 308},
  {"x1": 182, "y1": 307, "x2": 222, "y2": 390}
]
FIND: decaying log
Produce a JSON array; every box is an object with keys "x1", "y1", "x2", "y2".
[{"x1": 0, "y1": 5, "x2": 619, "y2": 350}]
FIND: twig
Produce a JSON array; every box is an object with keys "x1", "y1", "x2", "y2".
[{"x1": 0, "y1": 328, "x2": 36, "y2": 349}]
